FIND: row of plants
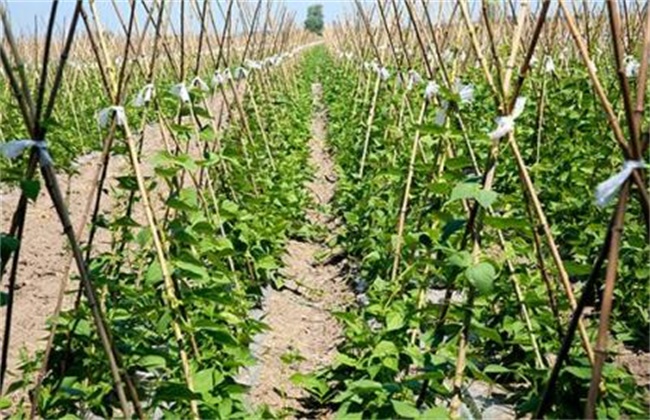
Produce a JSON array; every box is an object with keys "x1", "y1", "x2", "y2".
[
  {"x1": 293, "y1": 36, "x2": 647, "y2": 419},
  {"x1": 3, "y1": 39, "x2": 324, "y2": 418}
]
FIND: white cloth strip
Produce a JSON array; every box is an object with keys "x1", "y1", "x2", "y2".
[
  {"x1": 407, "y1": 70, "x2": 422, "y2": 91},
  {"x1": 455, "y1": 81, "x2": 474, "y2": 104},
  {"x1": 595, "y1": 160, "x2": 646, "y2": 208},
  {"x1": 170, "y1": 83, "x2": 190, "y2": 102},
  {"x1": 544, "y1": 57, "x2": 555, "y2": 73},
  {"x1": 97, "y1": 106, "x2": 127, "y2": 128},
  {"x1": 624, "y1": 56, "x2": 640, "y2": 78},
  {"x1": 133, "y1": 83, "x2": 155, "y2": 107},
  {"x1": 0, "y1": 139, "x2": 53, "y2": 167},
  {"x1": 378, "y1": 66, "x2": 390, "y2": 81},
  {"x1": 244, "y1": 59, "x2": 262, "y2": 70},
  {"x1": 435, "y1": 101, "x2": 449, "y2": 126},
  {"x1": 191, "y1": 77, "x2": 210, "y2": 92},
  {"x1": 212, "y1": 70, "x2": 225, "y2": 87},
  {"x1": 424, "y1": 80, "x2": 440, "y2": 100},
  {"x1": 489, "y1": 97, "x2": 527, "y2": 140},
  {"x1": 234, "y1": 67, "x2": 249, "y2": 80}
]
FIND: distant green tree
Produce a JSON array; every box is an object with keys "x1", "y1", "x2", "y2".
[{"x1": 304, "y1": 4, "x2": 324, "y2": 35}]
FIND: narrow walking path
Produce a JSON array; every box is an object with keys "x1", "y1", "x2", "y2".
[{"x1": 247, "y1": 83, "x2": 351, "y2": 416}]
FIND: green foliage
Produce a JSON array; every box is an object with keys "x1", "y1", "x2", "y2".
[
  {"x1": 304, "y1": 4, "x2": 324, "y2": 35},
  {"x1": 4, "y1": 52, "x2": 318, "y2": 418},
  {"x1": 297, "y1": 46, "x2": 649, "y2": 419}
]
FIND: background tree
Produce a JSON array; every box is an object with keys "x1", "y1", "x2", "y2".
[{"x1": 304, "y1": 4, "x2": 324, "y2": 35}]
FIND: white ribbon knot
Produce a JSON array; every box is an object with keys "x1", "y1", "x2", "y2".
[
  {"x1": 624, "y1": 56, "x2": 640, "y2": 78},
  {"x1": 244, "y1": 59, "x2": 262, "y2": 70},
  {"x1": 97, "y1": 106, "x2": 127, "y2": 128},
  {"x1": 407, "y1": 70, "x2": 422, "y2": 91},
  {"x1": 133, "y1": 83, "x2": 154, "y2": 107},
  {"x1": 234, "y1": 67, "x2": 249, "y2": 80},
  {"x1": 0, "y1": 139, "x2": 53, "y2": 167},
  {"x1": 544, "y1": 57, "x2": 555, "y2": 74},
  {"x1": 435, "y1": 101, "x2": 449, "y2": 126},
  {"x1": 595, "y1": 160, "x2": 646, "y2": 208},
  {"x1": 455, "y1": 81, "x2": 474, "y2": 104},
  {"x1": 489, "y1": 97, "x2": 527, "y2": 140},
  {"x1": 212, "y1": 70, "x2": 225, "y2": 87},
  {"x1": 170, "y1": 83, "x2": 190, "y2": 102},
  {"x1": 190, "y1": 77, "x2": 210, "y2": 92},
  {"x1": 424, "y1": 80, "x2": 440, "y2": 100},
  {"x1": 378, "y1": 66, "x2": 390, "y2": 81}
]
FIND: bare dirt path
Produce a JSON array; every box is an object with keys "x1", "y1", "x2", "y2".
[{"x1": 247, "y1": 83, "x2": 351, "y2": 417}]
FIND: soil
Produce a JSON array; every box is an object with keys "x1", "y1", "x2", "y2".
[{"x1": 245, "y1": 83, "x2": 352, "y2": 417}]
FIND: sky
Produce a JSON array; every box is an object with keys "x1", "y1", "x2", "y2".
[{"x1": 3, "y1": 1, "x2": 353, "y2": 36}]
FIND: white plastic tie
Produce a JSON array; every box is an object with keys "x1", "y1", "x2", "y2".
[
  {"x1": 489, "y1": 97, "x2": 526, "y2": 140},
  {"x1": 244, "y1": 59, "x2": 262, "y2": 70},
  {"x1": 407, "y1": 70, "x2": 422, "y2": 91},
  {"x1": 454, "y1": 80, "x2": 474, "y2": 104},
  {"x1": 133, "y1": 83, "x2": 154, "y2": 107},
  {"x1": 378, "y1": 66, "x2": 390, "y2": 81},
  {"x1": 170, "y1": 83, "x2": 190, "y2": 102},
  {"x1": 97, "y1": 106, "x2": 127, "y2": 128},
  {"x1": 424, "y1": 80, "x2": 440, "y2": 100},
  {"x1": 212, "y1": 70, "x2": 225, "y2": 87},
  {"x1": 191, "y1": 76, "x2": 210, "y2": 92},
  {"x1": 595, "y1": 160, "x2": 646, "y2": 208},
  {"x1": 234, "y1": 67, "x2": 249, "y2": 80},
  {"x1": 0, "y1": 139, "x2": 53, "y2": 167},
  {"x1": 544, "y1": 57, "x2": 555, "y2": 73},
  {"x1": 435, "y1": 101, "x2": 449, "y2": 126},
  {"x1": 624, "y1": 56, "x2": 640, "y2": 78}
]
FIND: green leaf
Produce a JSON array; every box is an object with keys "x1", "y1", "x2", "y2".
[
  {"x1": 0, "y1": 396, "x2": 11, "y2": 410},
  {"x1": 465, "y1": 262, "x2": 496, "y2": 294},
  {"x1": 155, "y1": 382, "x2": 200, "y2": 402},
  {"x1": 220, "y1": 200, "x2": 239, "y2": 217},
  {"x1": 138, "y1": 355, "x2": 166, "y2": 369},
  {"x1": 174, "y1": 259, "x2": 209, "y2": 279},
  {"x1": 449, "y1": 182, "x2": 497, "y2": 208},
  {"x1": 565, "y1": 261, "x2": 591, "y2": 276},
  {"x1": 372, "y1": 340, "x2": 398, "y2": 358},
  {"x1": 471, "y1": 322, "x2": 503, "y2": 345},
  {"x1": 418, "y1": 406, "x2": 448, "y2": 419},
  {"x1": 115, "y1": 175, "x2": 139, "y2": 191},
  {"x1": 449, "y1": 183, "x2": 478, "y2": 202},
  {"x1": 392, "y1": 400, "x2": 421, "y2": 419},
  {"x1": 565, "y1": 366, "x2": 591, "y2": 380},
  {"x1": 386, "y1": 310, "x2": 405, "y2": 331},
  {"x1": 335, "y1": 353, "x2": 358, "y2": 367},
  {"x1": 483, "y1": 364, "x2": 511, "y2": 374},
  {"x1": 1, "y1": 234, "x2": 19, "y2": 264},
  {"x1": 256, "y1": 255, "x2": 278, "y2": 271},
  {"x1": 194, "y1": 320, "x2": 238, "y2": 346},
  {"x1": 348, "y1": 379, "x2": 383, "y2": 393},
  {"x1": 194, "y1": 368, "x2": 214, "y2": 394},
  {"x1": 20, "y1": 179, "x2": 40, "y2": 201},
  {"x1": 214, "y1": 237, "x2": 234, "y2": 252},
  {"x1": 145, "y1": 260, "x2": 163, "y2": 286},
  {"x1": 482, "y1": 216, "x2": 530, "y2": 233},
  {"x1": 448, "y1": 250, "x2": 472, "y2": 268},
  {"x1": 476, "y1": 189, "x2": 498, "y2": 208},
  {"x1": 193, "y1": 106, "x2": 212, "y2": 119},
  {"x1": 218, "y1": 398, "x2": 233, "y2": 419},
  {"x1": 290, "y1": 372, "x2": 328, "y2": 397}
]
